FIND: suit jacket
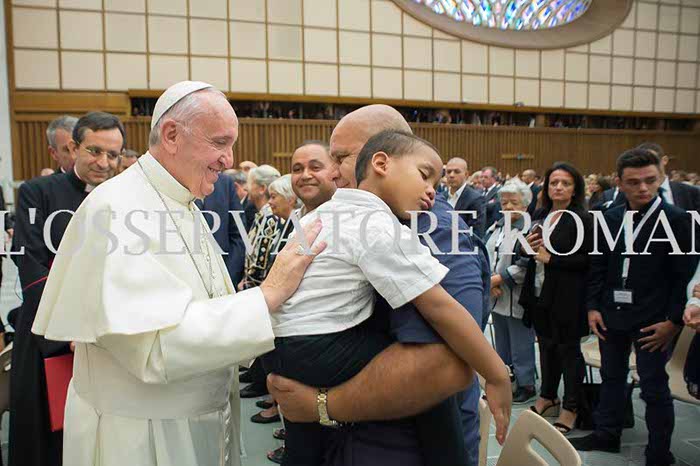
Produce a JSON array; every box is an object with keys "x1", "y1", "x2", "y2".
[
  {"x1": 586, "y1": 199, "x2": 697, "y2": 331},
  {"x1": 444, "y1": 185, "x2": 486, "y2": 238},
  {"x1": 482, "y1": 185, "x2": 502, "y2": 229},
  {"x1": 242, "y1": 196, "x2": 258, "y2": 233},
  {"x1": 197, "y1": 175, "x2": 246, "y2": 285},
  {"x1": 527, "y1": 184, "x2": 541, "y2": 215},
  {"x1": 10, "y1": 170, "x2": 88, "y2": 466},
  {"x1": 599, "y1": 187, "x2": 626, "y2": 211},
  {"x1": 669, "y1": 181, "x2": 700, "y2": 212}
]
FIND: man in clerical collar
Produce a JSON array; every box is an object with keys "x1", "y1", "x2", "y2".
[
  {"x1": 10, "y1": 111, "x2": 125, "y2": 466},
  {"x1": 46, "y1": 115, "x2": 78, "y2": 174}
]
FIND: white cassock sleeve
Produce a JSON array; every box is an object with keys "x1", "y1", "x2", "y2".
[{"x1": 33, "y1": 196, "x2": 275, "y2": 384}]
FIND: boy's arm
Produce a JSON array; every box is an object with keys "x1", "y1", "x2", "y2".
[
  {"x1": 412, "y1": 284, "x2": 512, "y2": 443},
  {"x1": 412, "y1": 285, "x2": 508, "y2": 387}
]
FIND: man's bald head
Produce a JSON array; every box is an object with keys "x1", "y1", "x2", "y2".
[
  {"x1": 521, "y1": 169, "x2": 536, "y2": 184},
  {"x1": 445, "y1": 157, "x2": 469, "y2": 191},
  {"x1": 330, "y1": 105, "x2": 412, "y2": 188}
]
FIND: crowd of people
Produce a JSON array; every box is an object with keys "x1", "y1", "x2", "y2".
[{"x1": 1, "y1": 80, "x2": 699, "y2": 466}]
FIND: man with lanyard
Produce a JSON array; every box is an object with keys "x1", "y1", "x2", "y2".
[{"x1": 574, "y1": 149, "x2": 698, "y2": 466}]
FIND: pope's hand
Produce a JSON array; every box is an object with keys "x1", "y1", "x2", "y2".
[
  {"x1": 260, "y1": 219, "x2": 326, "y2": 312},
  {"x1": 267, "y1": 374, "x2": 320, "y2": 423}
]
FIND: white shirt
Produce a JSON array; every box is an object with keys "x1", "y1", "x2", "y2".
[
  {"x1": 33, "y1": 152, "x2": 274, "y2": 466},
  {"x1": 272, "y1": 189, "x2": 448, "y2": 337},
  {"x1": 447, "y1": 182, "x2": 467, "y2": 208},
  {"x1": 661, "y1": 176, "x2": 674, "y2": 205},
  {"x1": 483, "y1": 184, "x2": 497, "y2": 198}
]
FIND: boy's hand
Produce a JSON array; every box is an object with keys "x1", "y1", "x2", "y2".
[{"x1": 485, "y1": 373, "x2": 512, "y2": 445}]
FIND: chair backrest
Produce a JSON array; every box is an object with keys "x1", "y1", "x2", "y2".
[
  {"x1": 496, "y1": 410, "x2": 581, "y2": 466},
  {"x1": 0, "y1": 343, "x2": 13, "y2": 415},
  {"x1": 478, "y1": 398, "x2": 491, "y2": 466},
  {"x1": 666, "y1": 326, "x2": 699, "y2": 405}
]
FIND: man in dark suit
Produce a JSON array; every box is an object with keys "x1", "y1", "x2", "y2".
[
  {"x1": 443, "y1": 157, "x2": 486, "y2": 238},
  {"x1": 480, "y1": 166, "x2": 501, "y2": 229},
  {"x1": 573, "y1": 149, "x2": 698, "y2": 466},
  {"x1": 196, "y1": 174, "x2": 247, "y2": 285},
  {"x1": 637, "y1": 142, "x2": 700, "y2": 213},
  {"x1": 10, "y1": 112, "x2": 125, "y2": 466},
  {"x1": 521, "y1": 168, "x2": 541, "y2": 215}
]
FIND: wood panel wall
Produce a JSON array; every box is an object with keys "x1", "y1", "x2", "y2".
[{"x1": 12, "y1": 117, "x2": 700, "y2": 181}]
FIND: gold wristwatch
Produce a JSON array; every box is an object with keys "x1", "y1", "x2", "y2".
[{"x1": 317, "y1": 388, "x2": 340, "y2": 428}]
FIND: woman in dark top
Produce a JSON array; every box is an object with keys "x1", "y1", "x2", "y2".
[
  {"x1": 519, "y1": 162, "x2": 592, "y2": 434},
  {"x1": 588, "y1": 175, "x2": 611, "y2": 210}
]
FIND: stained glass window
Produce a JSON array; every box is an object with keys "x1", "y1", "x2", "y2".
[{"x1": 412, "y1": 0, "x2": 593, "y2": 30}]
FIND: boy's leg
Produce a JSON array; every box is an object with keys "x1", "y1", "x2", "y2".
[{"x1": 633, "y1": 337, "x2": 675, "y2": 465}]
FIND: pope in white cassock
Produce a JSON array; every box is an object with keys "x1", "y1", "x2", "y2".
[{"x1": 31, "y1": 81, "x2": 325, "y2": 466}]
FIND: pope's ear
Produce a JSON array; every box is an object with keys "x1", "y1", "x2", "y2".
[
  {"x1": 370, "y1": 151, "x2": 389, "y2": 177},
  {"x1": 160, "y1": 119, "x2": 180, "y2": 152}
]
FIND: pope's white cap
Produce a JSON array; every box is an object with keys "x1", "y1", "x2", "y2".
[{"x1": 150, "y1": 80, "x2": 214, "y2": 130}]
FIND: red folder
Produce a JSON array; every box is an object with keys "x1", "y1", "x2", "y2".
[{"x1": 44, "y1": 353, "x2": 74, "y2": 432}]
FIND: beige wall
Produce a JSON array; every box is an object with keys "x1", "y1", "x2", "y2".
[{"x1": 8, "y1": 0, "x2": 700, "y2": 114}]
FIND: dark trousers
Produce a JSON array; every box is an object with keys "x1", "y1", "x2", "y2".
[
  {"x1": 595, "y1": 328, "x2": 675, "y2": 465},
  {"x1": 538, "y1": 336, "x2": 585, "y2": 412},
  {"x1": 246, "y1": 358, "x2": 267, "y2": 390},
  {"x1": 262, "y1": 323, "x2": 406, "y2": 466}
]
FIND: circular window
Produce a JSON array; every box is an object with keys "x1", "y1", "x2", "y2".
[{"x1": 392, "y1": 0, "x2": 632, "y2": 49}]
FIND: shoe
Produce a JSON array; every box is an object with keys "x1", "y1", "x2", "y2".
[
  {"x1": 239, "y1": 371, "x2": 253, "y2": 384},
  {"x1": 512, "y1": 386, "x2": 537, "y2": 404},
  {"x1": 569, "y1": 433, "x2": 621, "y2": 453},
  {"x1": 273, "y1": 428, "x2": 286, "y2": 440},
  {"x1": 552, "y1": 409, "x2": 578, "y2": 435},
  {"x1": 240, "y1": 384, "x2": 268, "y2": 398},
  {"x1": 251, "y1": 411, "x2": 281, "y2": 424},
  {"x1": 256, "y1": 399, "x2": 274, "y2": 410},
  {"x1": 529, "y1": 398, "x2": 560, "y2": 417},
  {"x1": 267, "y1": 446, "x2": 285, "y2": 464}
]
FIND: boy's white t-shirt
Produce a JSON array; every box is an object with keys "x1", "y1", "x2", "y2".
[{"x1": 271, "y1": 188, "x2": 448, "y2": 337}]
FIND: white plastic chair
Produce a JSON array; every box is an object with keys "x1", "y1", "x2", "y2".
[
  {"x1": 478, "y1": 398, "x2": 491, "y2": 466},
  {"x1": 496, "y1": 410, "x2": 581, "y2": 466},
  {"x1": 666, "y1": 326, "x2": 699, "y2": 405}
]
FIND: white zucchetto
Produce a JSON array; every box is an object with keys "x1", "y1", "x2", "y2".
[{"x1": 150, "y1": 80, "x2": 214, "y2": 129}]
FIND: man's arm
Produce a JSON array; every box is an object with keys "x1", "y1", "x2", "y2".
[{"x1": 269, "y1": 341, "x2": 471, "y2": 423}]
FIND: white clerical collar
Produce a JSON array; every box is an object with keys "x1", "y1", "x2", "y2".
[
  {"x1": 73, "y1": 167, "x2": 96, "y2": 192},
  {"x1": 139, "y1": 152, "x2": 196, "y2": 205}
]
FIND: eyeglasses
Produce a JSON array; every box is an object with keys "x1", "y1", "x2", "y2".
[{"x1": 82, "y1": 145, "x2": 123, "y2": 161}]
